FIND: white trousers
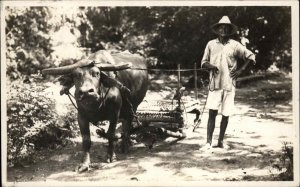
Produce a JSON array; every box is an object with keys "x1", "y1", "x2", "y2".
[{"x1": 206, "y1": 87, "x2": 235, "y2": 116}]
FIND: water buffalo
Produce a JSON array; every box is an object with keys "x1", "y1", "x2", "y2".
[{"x1": 42, "y1": 50, "x2": 148, "y2": 172}]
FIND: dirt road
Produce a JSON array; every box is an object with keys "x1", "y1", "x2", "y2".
[{"x1": 7, "y1": 73, "x2": 296, "y2": 184}]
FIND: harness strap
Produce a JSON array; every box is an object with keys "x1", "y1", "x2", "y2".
[
  {"x1": 125, "y1": 97, "x2": 142, "y2": 127},
  {"x1": 66, "y1": 90, "x2": 78, "y2": 110},
  {"x1": 101, "y1": 72, "x2": 141, "y2": 126},
  {"x1": 98, "y1": 87, "x2": 110, "y2": 109},
  {"x1": 192, "y1": 91, "x2": 209, "y2": 132},
  {"x1": 65, "y1": 87, "x2": 111, "y2": 112}
]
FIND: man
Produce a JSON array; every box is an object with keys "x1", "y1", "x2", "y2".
[{"x1": 200, "y1": 16, "x2": 256, "y2": 149}]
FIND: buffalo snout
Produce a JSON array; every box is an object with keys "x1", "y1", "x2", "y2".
[
  {"x1": 78, "y1": 88, "x2": 95, "y2": 95},
  {"x1": 77, "y1": 87, "x2": 98, "y2": 101}
]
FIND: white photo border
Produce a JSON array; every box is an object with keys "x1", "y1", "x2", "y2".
[{"x1": 1, "y1": 1, "x2": 299, "y2": 187}]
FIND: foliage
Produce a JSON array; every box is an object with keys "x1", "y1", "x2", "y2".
[
  {"x1": 5, "y1": 7, "x2": 54, "y2": 80},
  {"x1": 272, "y1": 142, "x2": 293, "y2": 180},
  {"x1": 75, "y1": 6, "x2": 291, "y2": 71},
  {"x1": 232, "y1": 6, "x2": 291, "y2": 72},
  {"x1": 7, "y1": 75, "x2": 78, "y2": 166},
  {"x1": 5, "y1": 6, "x2": 291, "y2": 81}
]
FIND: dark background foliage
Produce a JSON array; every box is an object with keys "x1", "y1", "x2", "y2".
[
  {"x1": 6, "y1": 7, "x2": 53, "y2": 80},
  {"x1": 6, "y1": 6, "x2": 291, "y2": 80},
  {"x1": 76, "y1": 6, "x2": 291, "y2": 70}
]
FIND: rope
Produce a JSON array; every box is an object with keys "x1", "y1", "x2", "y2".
[
  {"x1": 130, "y1": 67, "x2": 210, "y2": 72},
  {"x1": 126, "y1": 97, "x2": 142, "y2": 127},
  {"x1": 98, "y1": 87, "x2": 111, "y2": 109},
  {"x1": 192, "y1": 69, "x2": 217, "y2": 131},
  {"x1": 65, "y1": 87, "x2": 111, "y2": 113},
  {"x1": 88, "y1": 60, "x2": 210, "y2": 72},
  {"x1": 208, "y1": 73, "x2": 216, "y2": 92},
  {"x1": 193, "y1": 91, "x2": 209, "y2": 132},
  {"x1": 66, "y1": 90, "x2": 78, "y2": 110},
  {"x1": 232, "y1": 78, "x2": 237, "y2": 88}
]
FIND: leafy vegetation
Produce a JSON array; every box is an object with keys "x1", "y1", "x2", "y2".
[
  {"x1": 272, "y1": 142, "x2": 293, "y2": 181},
  {"x1": 6, "y1": 7, "x2": 53, "y2": 80},
  {"x1": 7, "y1": 75, "x2": 78, "y2": 166}
]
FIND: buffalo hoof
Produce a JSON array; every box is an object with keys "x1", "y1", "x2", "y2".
[
  {"x1": 121, "y1": 145, "x2": 129, "y2": 154},
  {"x1": 121, "y1": 140, "x2": 131, "y2": 154},
  {"x1": 75, "y1": 164, "x2": 90, "y2": 173},
  {"x1": 106, "y1": 153, "x2": 117, "y2": 163}
]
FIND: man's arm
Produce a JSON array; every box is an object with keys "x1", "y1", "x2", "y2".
[
  {"x1": 231, "y1": 43, "x2": 256, "y2": 79},
  {"x1": 230, "y1": 58, "x2": 254, "y2": 79},
  {"x1": 202, "y1": 62, "x2": 219, "y2": 73},
  {"x1": 201, "y1": 42, "x2": 219, "y2": 73}
]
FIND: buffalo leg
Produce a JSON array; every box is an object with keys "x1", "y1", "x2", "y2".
[
  {"x1": 122, "y1": 101, "x2": 136, "y2": 154},
  {"x1": 106, "y1": 118, "x2": 118, "y2": 163},
  {"x1": 121, "y1": 117, "x2": 133, "y2": 154},
  {"x1": 77, "y1": 113, "x2": 91, "y2": 172}
]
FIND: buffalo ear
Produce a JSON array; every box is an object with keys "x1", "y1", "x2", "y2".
[
  {"x1": 58, "y1": 74, "x2": 74, "y2": 87},
  {"x1": 100, "y1": 72, "x2": 115, "y2": 88}
]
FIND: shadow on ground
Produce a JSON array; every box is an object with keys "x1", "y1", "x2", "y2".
[
  {"x1": 7, "y1": 72, "x2": 293, "y2": 182},
  {"x1": 8, "y1": 125, "x2": 291, "y2": 182}
]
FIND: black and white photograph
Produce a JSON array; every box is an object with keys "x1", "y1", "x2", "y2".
[{"x1": 1, "y1": 1, "x2": 299, "y2": 186}]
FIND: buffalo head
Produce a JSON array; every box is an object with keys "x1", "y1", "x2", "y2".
[{"x1": 42, "y1": 51, "x2": 131, "y2": 107}]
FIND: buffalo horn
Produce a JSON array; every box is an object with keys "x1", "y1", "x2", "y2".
[
  {"x1": 97, "y1": 63, "x2": 132, "y2": 71},
  {"x1": 42, "y1": 60, "x2": 90, "y2": 75}
]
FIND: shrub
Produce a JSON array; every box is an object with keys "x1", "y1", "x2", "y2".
[
  {"x1": 272, "y1": 142, "x2": 293, "y2": 181},
  {"x1": 7, "y1": 75, "x2": 78, "y2": 166}
]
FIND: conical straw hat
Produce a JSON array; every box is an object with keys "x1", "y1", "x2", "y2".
[{"x1": 211, "y1": 16, "x2": 238, "y2": 36}]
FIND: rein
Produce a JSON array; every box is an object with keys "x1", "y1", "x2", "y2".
[
  {"x1": 98, "y1": 87, "x2": 111, "y2": 109},
  {"x1": 66, "y1": 91, "x2": 78, "y2": 110},
  {"x1": 65, "y1": 86, "x2": 111, "y2": 111}
]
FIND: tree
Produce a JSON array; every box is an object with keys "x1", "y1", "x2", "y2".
[
  {"x1": 6, "y1": 7, "x2": 53, "y2": 80},
  {"x1": 5, "y1": 6, "x2": 292, "y2": 81}
]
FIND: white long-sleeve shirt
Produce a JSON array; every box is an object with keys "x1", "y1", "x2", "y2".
[{"x1": 201, "y1": 38, "x2": 256, "y2": 91}]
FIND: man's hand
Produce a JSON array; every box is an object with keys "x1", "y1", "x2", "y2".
[
  {"x1": 230, "y1": 58, "x2": 254, "y2": 79},
  {"x1": 230, "y1": 68, "x2": 244, "y2": 80},
  {"x1": 210, "y1": 66, "x2": 219, "y2": 74},
  {"x1": 202, "y1": 63, "x2": 219, "y2": 74}
]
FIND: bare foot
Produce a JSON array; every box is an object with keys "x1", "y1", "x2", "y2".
[
  {"x1": 75, "y1": 163, "x2": 89, "y2": 173},
  {"x1": 213, "y1": 142, "x2": 230, "y2": 149},
  {"x1": 199, "y1": 143, "x2": 212, "y2": 151}
]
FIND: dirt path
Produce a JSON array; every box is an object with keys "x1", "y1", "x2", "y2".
[{"x1": 7, "y1": 74, "x2": 295, "y2": 183}]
